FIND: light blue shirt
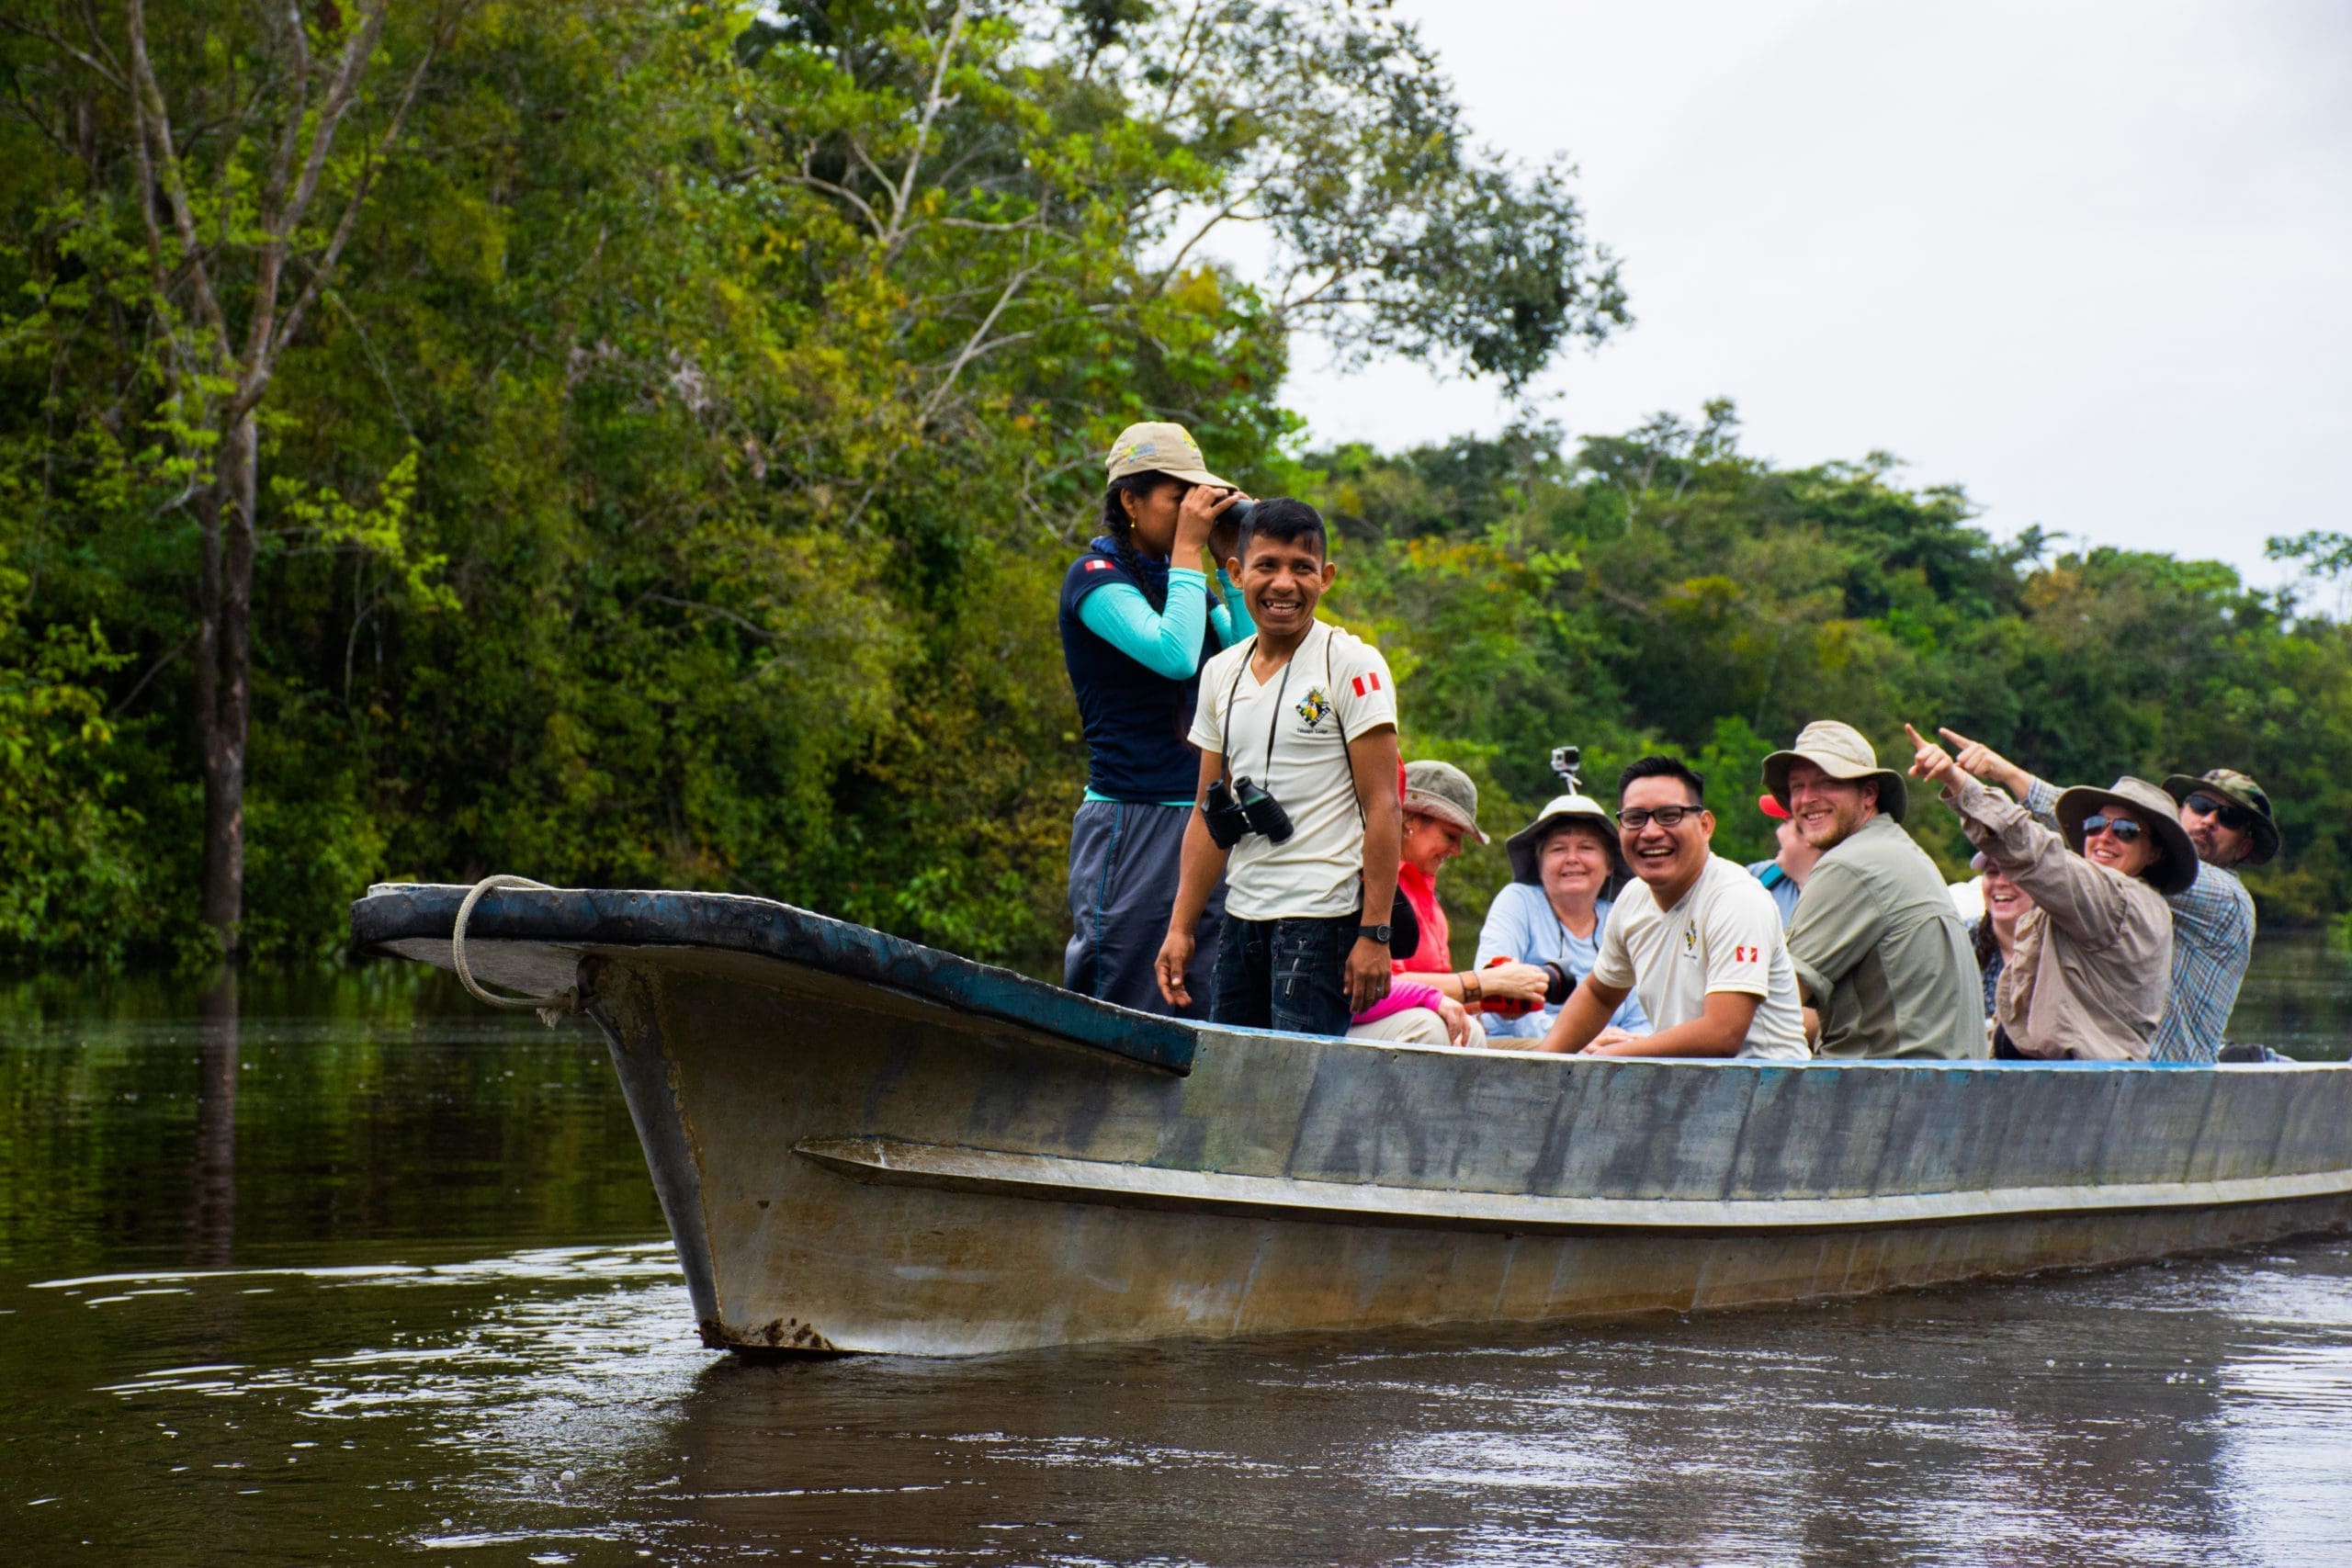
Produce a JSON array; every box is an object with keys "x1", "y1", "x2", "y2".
[
  {"x1": 1474, "y1": 882, "x2": 1651, "y2": 1040},
  {"x1": 1745, "y1": 858, "x2": 1804, "y2": 928}
]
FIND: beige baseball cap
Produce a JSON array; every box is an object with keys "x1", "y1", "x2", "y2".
[{"x1": 1105, "y1": 422, "x2": 1231, "y2": 490}]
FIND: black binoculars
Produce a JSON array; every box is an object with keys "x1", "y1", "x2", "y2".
[{"x1": 1203, "y1": 776, "x2": 1294, "y2": 850}]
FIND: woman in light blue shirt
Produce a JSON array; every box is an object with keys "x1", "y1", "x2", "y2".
[{"x1": 1476, "y1": 792, "x2": 1651, "y2": 1042}]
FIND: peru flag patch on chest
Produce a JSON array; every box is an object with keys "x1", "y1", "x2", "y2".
[{"x1": 1351, "y1": 671, "x2": 1382, "y2": 696}]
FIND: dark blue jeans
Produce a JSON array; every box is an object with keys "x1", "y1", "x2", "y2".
[{"x1": 1209, "y1": 913, "x2": 1358, "y2": 1036}]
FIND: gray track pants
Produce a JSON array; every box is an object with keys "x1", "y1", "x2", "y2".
[{"x1": 1065, "y1": 800, "x2": 1223, "y2": 1019}]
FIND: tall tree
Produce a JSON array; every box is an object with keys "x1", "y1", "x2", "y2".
[{"x1": 4, "y1": 0, "x2": 464, "y2": 955}]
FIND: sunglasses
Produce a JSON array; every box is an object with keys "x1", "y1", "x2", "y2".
[
  {"x1": 2080, "y1": 815, "x2": 2144, "y2": 843},
  {"x1": 2183, "y1": 793, "x2": 2254, "y2": 831}
]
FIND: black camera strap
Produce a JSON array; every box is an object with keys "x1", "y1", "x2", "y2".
[{"x1": 1215, "y1": 626, "x2": 1365, "y2": 817}]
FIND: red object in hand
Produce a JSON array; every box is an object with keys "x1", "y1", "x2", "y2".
[{"x1": 1483, "y1": 955, "x2": 1538, "y2": 1017}]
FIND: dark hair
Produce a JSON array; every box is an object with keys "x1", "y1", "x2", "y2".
[
  {"x1": 1616, "y1": 754, "x2": 1706, "y2": 807},
  {"x1": 1102, "y1": 473, "x2": 1181, "y2": 609},
  {"x1": 1972, "y1": 910, "x2": 1999, "y2": 974},
  {"x1": 1237, "y1": 497, "x2": 1326, "y2": 563}
]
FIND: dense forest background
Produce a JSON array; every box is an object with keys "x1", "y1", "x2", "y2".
[{"x1": 6, "y1": 0, "x2": 2351, "y2": 976}]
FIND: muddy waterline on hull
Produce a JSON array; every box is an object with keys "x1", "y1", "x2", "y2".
[{"x1": 4, "y1": 941, "x2": 2351, "y2": 1565}]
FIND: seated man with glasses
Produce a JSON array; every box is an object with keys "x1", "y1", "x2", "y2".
[
  {"x1": 1929, "y1": 731, "x2": 2281, "y2": 1064},
  {"x1": 1523, "y1": 756, "x2": 1808, "y2": 1060},
  {"x1": 1905, "y1": 727, "x2": 2194, "y2": 1061}
]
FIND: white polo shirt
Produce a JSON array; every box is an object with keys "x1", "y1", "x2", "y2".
[
  {"x1": 1589, "y1": 853, "x2": 1810, "y2": 1060},
  {"x1": 1190, "y1": 620, "x2": 1398, "y2": 921}
]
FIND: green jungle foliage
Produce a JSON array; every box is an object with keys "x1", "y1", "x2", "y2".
[{"x1": 4, "y1": 1, "x2": 2349, "y2": 974}]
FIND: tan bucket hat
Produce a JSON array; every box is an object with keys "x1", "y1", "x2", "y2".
[
  {"x1": 2053, "y1": 776, "x2": 2199, "y2": 897},
  {"x1": 2162, "y1": 768, "x2": 2281, "y2": 864},
  {"x1": 1403, "y1": 760, "x2": 1489, "y2": 845},
  {"x1": 1762, "y1": 720, "x2": 1911, "y2": 824},
  {"x1": 1105, "y1": 422, "x2": 1230, "y2": 490},
  {"x1": 1505, "y1": 793, "x2": 1624, "y2": 883}
]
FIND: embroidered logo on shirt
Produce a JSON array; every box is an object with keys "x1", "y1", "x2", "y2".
[
  {"x1": 1351, "y1": 671, "x2": 1383, "y2": 697},
  {"x1": 1295, "y1": 684, "x2": 1332, "y2": 729}
]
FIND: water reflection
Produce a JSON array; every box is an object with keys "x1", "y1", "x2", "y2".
[
  {"x1": 4, "y1": 946, "x2": 2352, "y2": 1563},
  {"x1": 14, "y1": 1241, "x2": 2352, "y2": 1564}
]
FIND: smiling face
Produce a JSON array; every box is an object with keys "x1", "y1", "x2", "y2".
[
  {"x1": 1982, "y1": 863, "x2": 2036, "y2": 931},
  {"x1": 1618, "y1": 775, "x2": 1713, "y2": 897},
  {"x1": 1234, "y1": 532, "x2": 1334, "y2": 637},
  {"x1": 1402, "y1": 811, "x2": 1466, "y2": 878},
  {"x1": 1538, "y1": 822, "x2": 1614, "y2": 913},
  {"x1": 1784, "y1": 759, "x2": 1876, "y2": 851},
  {"x1": 2081, "y1": 806, "x2": 2163, "y2": 881}
]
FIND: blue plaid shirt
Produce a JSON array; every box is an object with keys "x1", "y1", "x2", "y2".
[{"x1": 2022, "y1": 778, "x2": 2254, "y2": 1063}]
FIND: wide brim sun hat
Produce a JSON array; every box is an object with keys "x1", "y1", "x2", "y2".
[
  {"x1": 1506, "y1": 793, "x2": 1624, "y2": 884},
  {"x1": 1403, "y1": 760, "x2": 1489, "y2": 845},
  {"x1": 2161, "y1": 769, "x2": 2281, "y2": 865},
  {"x1": 1105, "y1": 421, "x2": 1230, "y2": 490},
  {"x1": 2054, "y1": 776, "x2": 2200, "y2": 897},
  {"x1": 1762, "y1": 719, "x2": 1911, "y2": 824}
]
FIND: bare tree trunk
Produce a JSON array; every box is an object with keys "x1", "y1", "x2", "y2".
[{"x1": 198, "y1": 412, "x2": 256, "y2": 954}]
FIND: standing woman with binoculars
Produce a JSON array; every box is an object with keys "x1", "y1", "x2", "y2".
[{"x1": 1058, "y1": 423, "x2": 1255, "y2": 1016}]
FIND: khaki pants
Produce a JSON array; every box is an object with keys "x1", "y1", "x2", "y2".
[{"x1": 1347, "y1": 1008, "x2": 1487, "y2": 1048}]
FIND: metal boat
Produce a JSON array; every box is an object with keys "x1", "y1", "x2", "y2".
[{"x1": 352, "y1": 881, "x2": 2352, "y2": 1357}]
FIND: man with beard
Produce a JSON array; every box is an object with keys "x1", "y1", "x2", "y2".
[
  {"x1": 1936, "y1": 733, "x2": 2281, "y2": 1063},
  {"x1": 1763, "y1": 721, "x2": 1985, "y2": 1059}
]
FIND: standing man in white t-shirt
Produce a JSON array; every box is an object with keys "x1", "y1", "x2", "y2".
[
  {"x1": 1154, "y1": 500, "x2": 1402, "y2": 1035},
  {"x1": 1530, "y1": 756, "x2": 1809, "y2": 1060}
]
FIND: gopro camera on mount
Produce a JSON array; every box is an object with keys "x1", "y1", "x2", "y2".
[{"x1": 1550, "y1": 745, "x2": 1583, "y2": 794}]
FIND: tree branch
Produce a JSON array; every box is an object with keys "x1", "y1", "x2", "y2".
[
  {"x1": 245, "y1": 8, "x2": 449, "y2": 412},
  {"x1": 883, "y1": 0, "x2": 968, "y2": 250},
  {"x1": 124, "y1": 0, "x2": 229, "y2": 352},
  {"x1": 242, "y1": 0, "x2": 391, "y2": 379}
]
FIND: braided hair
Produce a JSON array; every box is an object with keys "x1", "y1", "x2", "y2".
[{"x1": 1102, "y1": 472, "x2": 1172, "y2": 611}]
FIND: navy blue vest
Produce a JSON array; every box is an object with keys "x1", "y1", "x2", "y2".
[{"x1": 1058, "y1": 548, "x2": 1221, "y2": 802}]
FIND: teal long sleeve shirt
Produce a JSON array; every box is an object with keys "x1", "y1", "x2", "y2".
[{"x1": 1077, "y1": 567, "x2": 1253, "y2": 805}]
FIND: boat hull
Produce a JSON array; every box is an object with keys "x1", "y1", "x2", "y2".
[{"x1": 354, "y1": 885, "x2": 2352, "y2": 1356}]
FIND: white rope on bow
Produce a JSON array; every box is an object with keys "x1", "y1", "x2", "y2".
[{"x1": 450, "y1": 874, "x2": 577, "y2": 1028}]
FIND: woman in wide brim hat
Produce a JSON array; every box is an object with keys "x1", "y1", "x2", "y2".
[
  {"x1": 1908, "y1": 725, "x2": 2183, "y2": 1061},
  {"x1": 2052, "y1": 776, "x2": 2199, "y2": 897},
  {"x1": 1761, "y1": 719, "x2": 1910, "y2": 823},
  {"x1": 1475, "y1": 791, "x2": 1650, "y2": 1043}
]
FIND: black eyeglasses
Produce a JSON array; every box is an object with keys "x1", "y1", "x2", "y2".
[
  {"x1": 2183, "y1": 793, "x2": 2253, "y2": 831},
  {"x1": 1619, "y1": 806, "x2": 1698, "y2": 831},
  {"x1": 2080, "y1": 815, "x2": 2144, "y2": 843}
]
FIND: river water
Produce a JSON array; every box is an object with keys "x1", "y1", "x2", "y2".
[{"x1": 6, "y1": 939, "x2": 2352, "y2": 1565}]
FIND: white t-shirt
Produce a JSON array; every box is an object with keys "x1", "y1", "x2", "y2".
[
  {"x1": 1189, "y1": 620, "x2": 1399, "y2": 921},
  {"x1": 1589, "y1": 853, "x2": 1810, "y2": 1060}
]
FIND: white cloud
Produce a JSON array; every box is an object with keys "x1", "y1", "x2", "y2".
[{"x1": 1266, "y1": 0, "x2": 2352, "y2": 590}]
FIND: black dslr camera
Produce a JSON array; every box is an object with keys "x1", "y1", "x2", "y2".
[{"x1": 1203, "y1": 776, "x2": 1294, "y2": 850}]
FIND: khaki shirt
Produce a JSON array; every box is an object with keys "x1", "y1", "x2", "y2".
[
  {"x1": 1787, "y1": 813, "x2": 1986, "y2": 1059},
  {"x1": 1945, "y1": 776, "x2": 2171, "y2": 1060}
]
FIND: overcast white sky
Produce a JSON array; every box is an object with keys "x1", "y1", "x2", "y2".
[{"x1": 1272, "y1": 0, "x2": 2352, "y2": 589}]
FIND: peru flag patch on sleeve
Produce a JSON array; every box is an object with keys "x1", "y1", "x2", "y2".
[
  {"x1": 1351, "y1": 671, "x2": 1382, "y2": 696},
  {"x1": 1084, "y1": 559, "x2": 1112, "y2": 571}
]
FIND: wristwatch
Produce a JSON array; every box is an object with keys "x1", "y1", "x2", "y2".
[{"x1": 1357, "y1": 923, "x2": 1393, "y2": 945}]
